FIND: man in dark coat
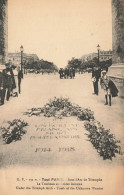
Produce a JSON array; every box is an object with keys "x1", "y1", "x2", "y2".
[
  {"x1": 72, "y1": 68, "x2": 75, "y2": 79},
  {"x1": 10, "y1": 68, "x2": 16, "y2": 92},
  {"x1": 66, "y1": 68, "x2": 70, "y2": 78},
  {"x1": 0, "y1": 70, "x2": 4, "y2": 105},
  {"x1": 69, "y1": 68, "x2": 73, "y2": 79},
  {"x1": 59, "y1": 68, "x2": 63, "y2": 79},
  {"x1": 64, "y1": 68, "x2": 68, "y2": 79},
  {"x1": 92, "y1": 67, "x2": 101, "y2": 95},
  {"x1": 18, "y1": 67, "x2": 23, "y2": 94}
]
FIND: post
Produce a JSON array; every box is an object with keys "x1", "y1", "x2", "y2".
[
  {"x1": 97, "y1": 44, "x2": 100, "y2": 66},
  {"x1": 20, "y1": 45, "x2": 24, "y2": 78},
  {"x1": 21, "y1": 50, "x2": 23, "y2": 72},
  {"x1": 98, "y1": 49, "x2": 99, "y2": 64}
]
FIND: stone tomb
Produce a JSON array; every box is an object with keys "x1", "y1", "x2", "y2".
[
  {"x1": 23, "y1": 116, "x2": 123, "y2": 166},
  {"x1": 0, "y1": 116, "x2": 109, "y2": 167},
  {"x1": 1, "y1": 113, "x2": 123, "y2": 168}
]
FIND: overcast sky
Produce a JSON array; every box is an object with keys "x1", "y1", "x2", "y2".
[{"x1": 8, "y1": 0, "x2": 112, "y2": 68}]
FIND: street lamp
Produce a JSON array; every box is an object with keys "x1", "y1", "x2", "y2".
[
  {"x1": 97, "y1": 44, "x2": 100, "y2": 65},
  {"x1": 23, "y1": 60, "x2": 27, "y2": 74},
  {"x1": 20, "y1": 45, "x2": 24, "y2": 72}
]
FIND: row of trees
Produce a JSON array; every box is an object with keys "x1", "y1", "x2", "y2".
[
  {"x1": 66, "y1": 57, "x2": 112, "y2": 73},
  {"x1": 25, "y1": 59, "x2": 58, "y2": 73},
  {"x1": 24, "y1": 55, "x2": 112, "y2": 74}
]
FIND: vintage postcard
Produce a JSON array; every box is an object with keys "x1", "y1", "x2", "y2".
[{"x1": 0, "y1": 0, "x2": 124, "y2": 194}]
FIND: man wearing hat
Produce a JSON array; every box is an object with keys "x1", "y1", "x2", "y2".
[
  {"x1": 92, "y1": 67, "x2": 101, "y2": 95},
  {"x1": 18, "y1": 66, "x2": 23, "y2": 94}
]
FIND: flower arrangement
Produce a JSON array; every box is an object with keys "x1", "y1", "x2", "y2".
[
  {"x1": 84, "y1": 120, "x2": 122, "y2": 160},
  {"x1": 1, "y1": 119, "x2": 28, "y2": 144},
  {"x1": 24, "y1": 97, "x2": 94, "y2": 121}
]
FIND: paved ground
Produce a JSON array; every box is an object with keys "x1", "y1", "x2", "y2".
[{"x1": 0, "y1": 73, "x2": 124, "y2": 168}]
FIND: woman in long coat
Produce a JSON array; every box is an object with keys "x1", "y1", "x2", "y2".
[
  {"x1": 12, "y1": 67, "x2": 18, "y2": 96},
  {"x1": 100, "y1": 70, "x2": 118, "y2": 106}
]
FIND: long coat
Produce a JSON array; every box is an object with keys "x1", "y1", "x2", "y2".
[
  {"x1": 0, "y1": 72, "x2": 3, "y2": 88},
  {"x1": 92, "y1": 69, "x2": 101, "y2": 81},
  {"x1": 108, "y1": 80, "x2": 119, "y2": 97}
]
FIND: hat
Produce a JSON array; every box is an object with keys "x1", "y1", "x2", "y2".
[
  {"x1": 5, "y1": 62, "x2": 10, "y2": 67},
  {"x1": 0, "y1": 65, "x2": 6, "y2": 70},
  {"x1": 102, "y1": 70, "x2": 106, "y2": 74}
]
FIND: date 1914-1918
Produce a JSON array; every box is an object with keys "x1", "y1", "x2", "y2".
[{"x1": 35, "y1": 147, "x2": 75, "y2": 152}]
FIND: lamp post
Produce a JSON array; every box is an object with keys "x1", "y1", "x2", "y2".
[
  {"x1": 24, "y1": 60, "x2": 26, "y2": 74},
  {"x1": 20, "y1": 45, "x2": 24, "y2": 72},
  {"x1": 97, "y1": 44, "x2": 100, "y2": 65}
]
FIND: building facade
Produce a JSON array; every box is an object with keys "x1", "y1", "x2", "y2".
[
  {"x1": 81, "y1": 50, "x2": 112, "y2": 63},
  {"x1": 8, "y1": 52, "x2": 39, "y2": 66},
  {"x1": 99, "y1": 50, "x2": 112, "y2": 61},
  {"x1": 81, "y1": 53, "x2": 97, "y2": 62},
  {"x1": 0, "y1": 0, "x2": 8, "y2": 64}
]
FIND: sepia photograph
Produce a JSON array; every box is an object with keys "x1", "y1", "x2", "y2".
[{"x1": 0, "y1": 0, "x2": 124, "y2": 194}]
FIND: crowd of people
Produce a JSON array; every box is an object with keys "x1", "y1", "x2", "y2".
[
  {"x1": 0, "y1": 64, "x2": 23, "y2": 106},
  {"x1": 59, "y1": 68, "x2": 75, "y2": 79},
  {"x1": 91, "y1": 67, "x2": 118, "y2": 106}
]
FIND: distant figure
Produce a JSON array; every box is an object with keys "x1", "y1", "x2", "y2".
[
  {"x1": 62, "y1": 68, "x2": 65, "y2": 78},
  {"x1": 69, "y1": 68, "x2": 73, "y2": 79},
  {"x1": 72, "y1": 68, "x2": 75, "y2": 79},
  {"x1": 18, "y1": 67, "x2": 22, "y2": 94},
  {"x1": 64, "y1": 68, "x2": 69, "y2": 79},
  {"x1": 59, "y1": 68, "x2": 64, "y2": 79},
  {"x1": 66, "y1": 68, "x2": 70, "y2": 78}
]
